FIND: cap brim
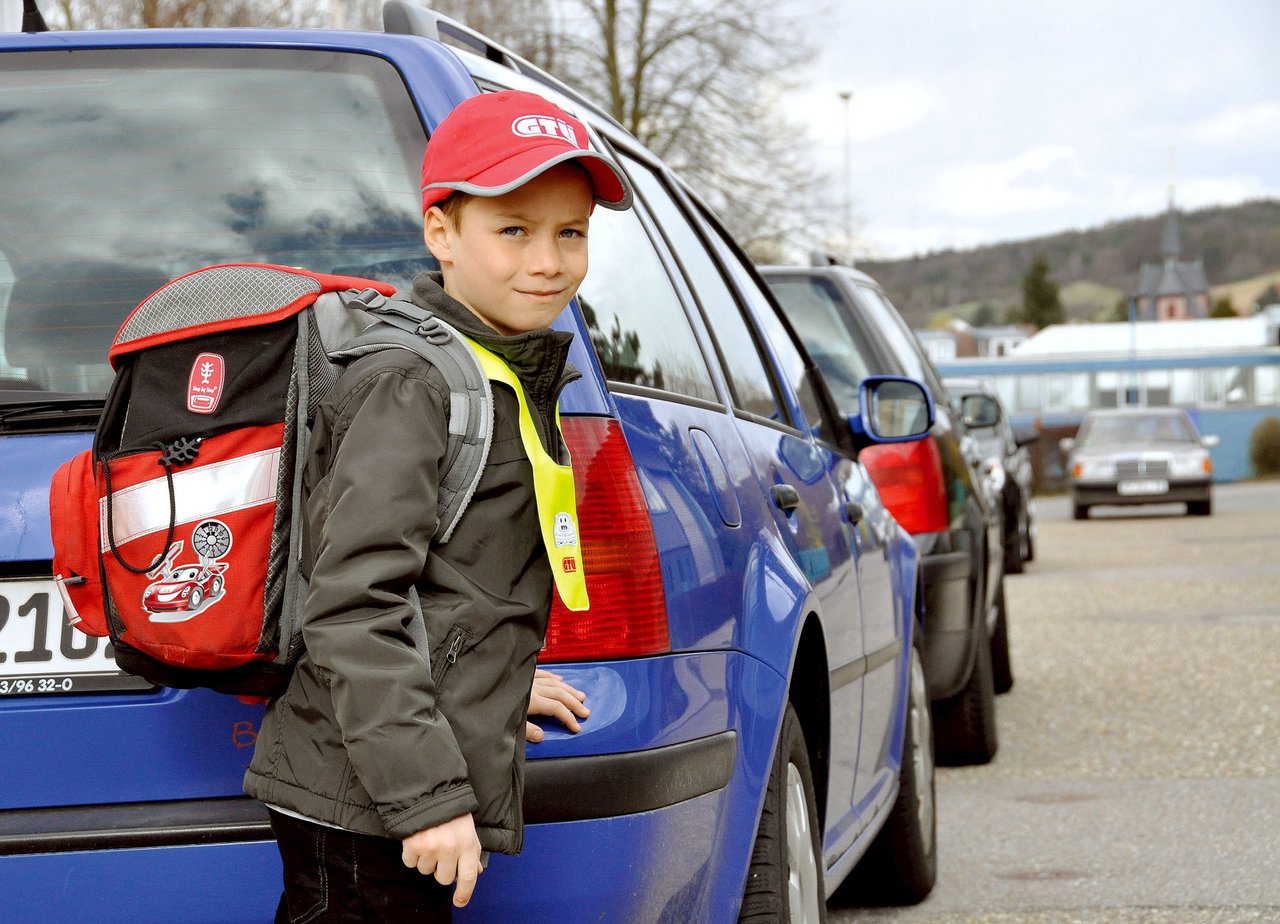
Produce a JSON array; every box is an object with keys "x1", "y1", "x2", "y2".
[{"x1": 425, "y1": 145, "x2": 633, "y2": 212}]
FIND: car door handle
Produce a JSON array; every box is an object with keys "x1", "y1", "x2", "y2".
[
  {"x1": 771, "y1": 483, "x2": 800, "y2": 511},
  {"x1": 844, "y1": 501, "x2": 864, "y2": 523}
]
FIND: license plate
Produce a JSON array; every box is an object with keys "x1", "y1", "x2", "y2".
[
  {"x1": 1118, "y1": 479, "x2": 1169, "y2": 496},
  {"x1": 0, "y1": 579, "x2": 152, "y2": 696}
]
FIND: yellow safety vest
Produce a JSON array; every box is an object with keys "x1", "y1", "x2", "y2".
[{"x1": 463, "y1": 337, "x2": 590, "y2": 612}]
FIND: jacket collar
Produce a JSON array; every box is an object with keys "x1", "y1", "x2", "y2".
[{"x1": 409, "y1": 273, "x2": 579, "y2": 446}]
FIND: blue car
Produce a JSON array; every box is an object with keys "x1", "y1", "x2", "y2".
[{"x1": 0, "y1": 6, "x2": 936, "y2": 921}]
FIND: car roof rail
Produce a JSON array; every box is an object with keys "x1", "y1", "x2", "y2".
[
  {"x1": 381, "y1": 1, "x2": 622, "y2": 131},
  {"x1": 810, "y1": 249, "x2": 846, "y2": 267}
]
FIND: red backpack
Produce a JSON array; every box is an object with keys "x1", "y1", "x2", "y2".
[{"x1": 48, "y1": 263, "x2": 493, "y2": 696}]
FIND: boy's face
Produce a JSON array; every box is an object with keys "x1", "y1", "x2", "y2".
[{"x1": 424, "y1": 163, "x2": 594, "y2": 336}]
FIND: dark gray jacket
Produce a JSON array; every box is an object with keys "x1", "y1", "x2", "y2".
[{"x1": 244, "y1": 273, "x2": 576, "y2": 854}]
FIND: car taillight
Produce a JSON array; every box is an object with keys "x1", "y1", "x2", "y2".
[
  {"x1": 540, "y1": 416, "x2": 670, "y2": 663},
  {"x1": 859, "y1": 435, "x2": 950, "y2": 535}
]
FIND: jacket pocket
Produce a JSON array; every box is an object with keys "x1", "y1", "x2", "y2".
[
  {"x1": 49, "y1": 450, "x2": 109, "y2": 637},
  {"x1": 430, "y1": 624, "x2": 468, "y2": 691}
]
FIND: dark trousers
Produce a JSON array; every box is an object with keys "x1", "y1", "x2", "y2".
[{"x1": 269, "y1": 809, "x2": 455, "y2": 923}]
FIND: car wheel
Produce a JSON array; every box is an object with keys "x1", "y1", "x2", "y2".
[
  {"x1": 1002, "y1": 517, "x2": 1023, "y2": 574},
  {"x1": 1021, "y1": 513, "x2": 1035, "y2": 563},
  {"x1": 1187, "y1": 499, "x2": 1212, "y2": 516},
  {"x1": 932, "y1": 615, "x2": 999, "y2": 766},
  {"x1": 1072, "y1": 502, "x2": 1089, "y2": 520},
  {"x1": 989, "y1": 580, "x2": 1014, "y2": 695},
  {"x1": 738, "y1": 703, "x2": 826, "y2": 924},
  {"x1": 831, "y1": 642, "x2": 937, "y2": 906},
  {"x1": 210, "y1": 576, "x2": 224, "y2": 596},
  {"x1": 187, "y1": 587, "x2": 204, "y2": 611}
]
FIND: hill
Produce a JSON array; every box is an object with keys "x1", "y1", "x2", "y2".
[{"x1": 857, "y1": 198, "x2": 1280, "y2": 328}]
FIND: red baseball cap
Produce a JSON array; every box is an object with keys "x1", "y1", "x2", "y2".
[{"x1": 421, "y1": 90, "x2": 633, "y2": 214}]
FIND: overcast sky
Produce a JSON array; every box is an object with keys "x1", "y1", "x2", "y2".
[{"x1": 792, "y1": 0, "x2": 1280, "y2": 260}]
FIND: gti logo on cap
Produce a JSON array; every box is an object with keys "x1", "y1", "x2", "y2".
[
  {"x1": 187, "y1": 352, "x2": 225, "y2": 414},
  {"x1": 511, "y1": 115, "x2": 579, "y2": 146}
]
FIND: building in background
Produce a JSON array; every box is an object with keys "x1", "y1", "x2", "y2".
[
  {"x1": 917, "y1": 320, "x2": 1031, "y2": 364},
  {"x1": 934, "y1": 307, "x2": 1280, "y2": 485},
  {"x1": 1133, "y1": 191, "x2": 1210, "y2": 320}
]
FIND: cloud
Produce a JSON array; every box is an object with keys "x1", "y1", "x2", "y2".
[
  {"x1": 859, "y1": 223, "x2": 995, "y2": 260},
  {"x1": 795, "y1": 81, "x2": 938, "y2": 151},
  {"x1": 1185, "y1": 102, "x2": 1280, "y2": 148},
  {"x1": 932, "y1": 145, "x2": 1080, "y2": 217},
  {"x1": 799, "y1": 0, "x2": 1280, "y2": 256},
  {"x1": 1176, "y1": 175, "x2": 1280, "y2": 209}
]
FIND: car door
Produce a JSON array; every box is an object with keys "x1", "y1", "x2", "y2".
[
  {"x1": 687, "y1": 209, "x2": 907, "y2": 855},
  {"x1": 753, "y1": 271, "x2": 910, "y2": 825}
]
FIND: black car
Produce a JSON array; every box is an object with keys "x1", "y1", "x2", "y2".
[
  {"x1": 763, "y1": 261, "x2": 1009, "y2": 761},
  {"x1": 944, "y1": 376, "x2": 1038, "y2": 574}
]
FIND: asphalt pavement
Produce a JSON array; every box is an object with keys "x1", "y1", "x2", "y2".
[{"x1": 829, "y1": 479, "x2": 1280, "y2": 923}]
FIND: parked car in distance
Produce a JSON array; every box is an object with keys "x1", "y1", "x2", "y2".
[
  {"x1": 1061, "y1": 407, "x2": 1217, "y2": 519},
  {"x1": 944, "y1": 377, "x2": 1038, "y2": 574},
  {"x1": 3, "y1": 6, "x2": 939, "y2": 920},
  {"x1": 762, "y1": 260, "x2": 1010, "y2": 756}
]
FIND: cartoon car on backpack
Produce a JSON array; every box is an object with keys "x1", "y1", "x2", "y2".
[{"x1": 141, "y1": 520, "x2": 233, "y2": 621}]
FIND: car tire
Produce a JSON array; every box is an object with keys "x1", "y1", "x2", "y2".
[
  {"x1": 1002, "y1": 519, "x2": 1023, "y2": 574},
  {"x1": 1072, "y1": 502, "x2": 1089, "y2": 520},
  {"x1": 831, "y1": 641, "x2": 937, "y2": 906},
  {"x1": 989, "y1": 580, "x2": 1013, "y2": 695},
  {"x1": 739, "y1": 703, "x2": 826, "y2": 924},
  {"x1": 1022, "y1": 516, "x2": 1035, "y2": 563},
  {"x1": 187, "y1": 587, "x2": 204, "y2": 611},
  {"x1": 1187, "y1": 499, "x2": 1212, "y2": 516},
  {"x1": 210, "y1": 575, "x2": 224, "y2": 596},
  {"x1": 932, "y1": 616, "x2": 999, "y2": 766}
]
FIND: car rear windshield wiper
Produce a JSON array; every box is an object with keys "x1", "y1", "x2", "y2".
[{"x1": 0, "y1": 393, "x2": 105, "y2": 433}]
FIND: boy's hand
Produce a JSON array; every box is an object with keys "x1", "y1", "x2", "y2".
[
  {"x1": 401, "y1": 813, "x2": 483, "y2": 907},
  {"x1": 525, "y1": 668, "x2": 590, "y2": 742}
]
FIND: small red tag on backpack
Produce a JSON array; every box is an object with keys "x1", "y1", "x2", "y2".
[{"x1": 187, "y1": 352, "x2": 225, "y2": 414}]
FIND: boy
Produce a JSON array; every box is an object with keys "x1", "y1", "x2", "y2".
[{"x1": 244, "y1": 90, "x2": 632, "y2": 921}]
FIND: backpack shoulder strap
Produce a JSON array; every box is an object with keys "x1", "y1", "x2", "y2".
[{"x1": 328, "y1": 292, "x2": 494, "y2": 544}]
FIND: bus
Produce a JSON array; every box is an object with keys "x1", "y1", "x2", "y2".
[{"x1": 936, "y1": 344, "x2": 1280, "y2": 487}]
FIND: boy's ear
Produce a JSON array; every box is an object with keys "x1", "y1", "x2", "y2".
[{"x1": 423, "y1": 206, "x2": 453, "y2": 266}]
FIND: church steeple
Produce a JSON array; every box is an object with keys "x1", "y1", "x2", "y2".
[
  {"x1": 1133, "y1": 147, "x2": 1209, "y2": 320},
  {"x1": 1161, "y1": 155, "x2": 1181, "y2": 259}
]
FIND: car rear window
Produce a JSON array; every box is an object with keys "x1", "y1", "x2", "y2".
[
  {"x1": 846, "y1": 282, "x2": 941, "y2": 392},
  {"x1": 0, "y1": 47, "x2": 428, "y2": 395},
  {"x1": 767, "y1": 275, "x2": 874, "y2": 418}
]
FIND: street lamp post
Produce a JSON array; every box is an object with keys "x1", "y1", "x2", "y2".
[{"x1": 838, "y1": 88, "x2": 853, "y2": 265}]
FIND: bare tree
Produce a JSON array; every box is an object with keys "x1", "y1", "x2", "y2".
[
  {"x1": 43, "y1": 0, "x2": 328, "y2": 29},
  {"x1": 536, "y1": 0, "x2": 834, "y2": 261},
  {"x1": 40, "y1": 0, "x2": 839, "y2": 260},
  {"x1": 378, "y1": 0, "x2": 838, "y2": 259}
]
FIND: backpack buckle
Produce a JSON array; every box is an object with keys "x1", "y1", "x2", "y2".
[{"x1": 347, "y1": 287, "x2": 389, "y2": 309}]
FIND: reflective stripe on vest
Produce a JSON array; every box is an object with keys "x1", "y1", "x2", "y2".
[{"x1": 463, "y1": 337, "x2": 589, "y2": 612}]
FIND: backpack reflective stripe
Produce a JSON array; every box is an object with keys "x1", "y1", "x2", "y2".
[{"x1": 48, "y1": 264, "x2": 497, "y2": 696}]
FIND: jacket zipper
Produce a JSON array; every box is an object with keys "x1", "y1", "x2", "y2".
[{"x1": 432, "y1": 625, "x2": 466, "y2": 689}]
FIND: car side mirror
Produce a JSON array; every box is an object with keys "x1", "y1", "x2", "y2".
[
  {"x1": 1202, "y1": 434, "x2": 1220, "y2": 448},
  {"x1": 848, "y1": 376, "x2": 934, "y2": 444},
  {"x1": 1059, "y1": 437, "x2": 1075, "y2": 454},
  {"x1": 960, "y1": 394, "x2": 1001, "y2": 429},
  {"x1": 1013, "y1": 425, "x2": 1039, "y2": 448}
]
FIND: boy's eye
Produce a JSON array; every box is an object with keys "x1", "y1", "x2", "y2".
[
  {"x1": 499, "y1": 226, "x2": 526, "y2": 237},
  {"x1": 560, "y1": 228, "x2": 587, "y2": 239}
]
